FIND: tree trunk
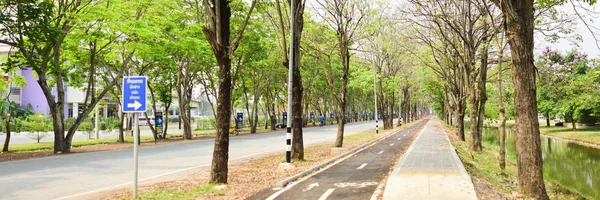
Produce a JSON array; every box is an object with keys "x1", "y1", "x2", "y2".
[
  {"x1": 290, "y1": 0, "x2": 306, "y2": 160},
  {"x1": 118, "y1": 109, "x2": 125, "y2": 143},
  {"x1": 468, "y1": 74, "x2": 481, "y2": 152},
  {"x1": 497, "y1": 39, "x2": 506, "y2": 170},
  {"x1": 3, "y1": 118, "x2": 10, "y2": 152},
  {"x1": 211, "y1": 56, "x2": 233, "y2": 183},
  {"x1": 50, "y1": 106, "x2": 66, "y2": 153},
  {"x1": 250, "y1": 95, "x2": 259, "y2": 133},
  {"x1": 455, "y1": 102, "x2": 465, "y2": 141},
  {"x1": 333, "y1": 40, "x2": 350, "y2": 148},
  {"x1": 546, "y1": 112, "x2": 550, "y2": 127},
  {"x1": 475, "y1": 44, "x2": 489, "y2": 151},
  {"x1": 270, "y1": 103, "x2": 276, "y2": 130},
  {"x1": 571, "y1": 120, "x2": 576, "y2": 131},
  {"x1": 205, "y1": 0, "x2": 235, "y2": 184},
  {"x1": 334, "y1": 109, "x2": 345, "y2": 147},
  {"x1": 500, "y1": 0, "x2": 549, "y2": 198},
  {"x1": 163, "y1": 105, "x2": 171, "y2": 139}
]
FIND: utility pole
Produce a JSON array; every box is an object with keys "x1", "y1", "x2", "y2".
[
  {"x1": 95, "y1": 105, "x2": 100, "y2": 139},
  {"x1": 285, "y1": 0, "x2": 294, "y2": 164},
  {"x1": 373, "y1": 67, "x2": 378, "y2": 134}
]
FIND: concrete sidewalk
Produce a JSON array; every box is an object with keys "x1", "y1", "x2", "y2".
[{"x1": 382, "y1": 117, "x2": 477, "y2": 200}]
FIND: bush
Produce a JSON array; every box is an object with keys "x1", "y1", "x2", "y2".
[
  {"x1": 79, "y1": 118, "x2": 94, "y2": 132},
  {"x1": 65, "y1": 117, "x2": 76, "y2": 130},
  {"x1": 100, "y1": 117, "x2": 120, "y2": 131},
  {"x1": 23, "y1": 114, "x2": 52, "y2": 143},
  {"x1": 195, "y1": 117, "x2": 216, "y2": 130},
  {"x1": 79, "y1": 118, "x2": 94, "y2": 138},
  {"x1": 12, "y1": 117, "x2": 25, "y2": 133}
]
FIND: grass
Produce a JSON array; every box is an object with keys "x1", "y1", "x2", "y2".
[
  {"x1": 446, "y1": 125, "x2": 591, "y2": 200},
  {"x1": 128, "y1": 183, "x2": 225, "y2": 200},
  {"x1": 345, "y1": 132, "x2": 376, "y2": 142},
  {"x1": 539, "y1": 126, "x2": 600, "y2": 145},
  {"x1": 6, "y1": 130, "x2": 217, "y2": 153},
  {"x1": 4, "y1": 121, "x2": 363, "y2": 153},
  {"x1": 487, "y1": 118, "x2": 600, "y2": 146}
]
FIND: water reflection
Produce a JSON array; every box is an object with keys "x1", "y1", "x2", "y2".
[{"x1": 482, "y1": 127, "x2": 600, "y2": 199}]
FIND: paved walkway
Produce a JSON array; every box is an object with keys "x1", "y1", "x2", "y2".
[{"x1": 382, "y1": 117, "x2": 477, "y2": 200}]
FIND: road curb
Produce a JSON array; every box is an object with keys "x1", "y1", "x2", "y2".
[{"x1": 275, "y1": 121, "x2": 421, "y2": 187}]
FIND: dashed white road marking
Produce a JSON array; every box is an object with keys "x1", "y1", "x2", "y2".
[
  {"x1": 397, "y1": 137, "x2": 401, "y2": 140},
  {"x1": 318, "y1": 188, "x2": 335, "y2": 200},
  {"x1": 390, "y1": 143, "x2": 394, "y2": 146},
  {"x1": 377, "y1": 151, "x2": 383, "y2": 154},
  {"x1": 357, "y1": 163, "x2": 368, "y2": 169}
]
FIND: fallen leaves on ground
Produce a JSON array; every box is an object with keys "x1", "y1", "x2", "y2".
[{"x1": 91, "y1": 129, "x2": 387, "y2": 200}]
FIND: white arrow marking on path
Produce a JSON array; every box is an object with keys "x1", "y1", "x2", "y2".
[
  {"x1": 357, "y1": 163, "x2": 368, "y2": 169},
  {"x1": 127, "y1": 100, "x2": 142, "y2": 110},
  {"x1": 318, "y1": 189, "x2": 335, "y2": 200},
  {"x1": 305, "y1": 182, "x2": 319, "y2": 191},
  {"x1": 378, "y1": 151, "x2": 383, "y2": 154}
]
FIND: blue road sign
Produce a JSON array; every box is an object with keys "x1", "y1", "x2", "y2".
[{"x1": 122, "y1": 76, "x2": 147, "y2": 113}]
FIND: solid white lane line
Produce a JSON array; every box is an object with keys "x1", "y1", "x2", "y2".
[
  {"x1": 390, "y1": 143, "x2": 394, "y2": 146},
  {"x1": 378, "y1": 151, "x2": 384, "y2": 154},
  {"x1": 357, "y1": 163, "x2": 368, "y2": 170},
  {"x1": 318, "y1": 189, "x2": 336, "y2": 200}
]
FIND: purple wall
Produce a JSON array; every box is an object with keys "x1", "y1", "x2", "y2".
[{"x1": 20, "y1": 68, "x2": 69, "y2": 118}]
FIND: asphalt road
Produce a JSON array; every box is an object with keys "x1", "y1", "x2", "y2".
[
  {"x1": 0, "y1": 120, "x2": 383, "y2": 200},
  {"x1": 248, "y1": 119, "x2": 428, "y2": 200}
]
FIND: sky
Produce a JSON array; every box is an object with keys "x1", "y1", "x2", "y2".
[
  {"x1": 367, "y1": 0, "x2": 600, "y2": 58},
  {"x1": 537, "y1": 3, "x2": 600, "y2": 58}
]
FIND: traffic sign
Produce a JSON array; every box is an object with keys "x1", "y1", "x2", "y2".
[{"x1": 122, "y1": 76, "x2": 147, "y2": 113}]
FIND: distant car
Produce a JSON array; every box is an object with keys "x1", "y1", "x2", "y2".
[
  {"x1": 555, "y1": 121, "x2": 564, "y2": 127},
  {"x1": 275, "y1": 123, "x2": 287, "y2": 128}
]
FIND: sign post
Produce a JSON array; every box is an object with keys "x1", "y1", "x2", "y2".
[{"x1": 122, "y1": 76, "x2": 147, "y2": 199}]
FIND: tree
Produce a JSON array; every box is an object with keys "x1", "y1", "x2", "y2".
[
  {"x1": 313, "y1": 0, "x2": 368, "y2": 148},
  {"x1": 493, "y1": 0, "x2": 549, "y2": 198},
  {"x1": 0, "y1": 50, "x2": 27, "y2": 152},
  {"x1": 201, "y1": 0, "x2": 257, "y2": 184},
  {"x1": 0, "y1": 0, "x2": 152, "y2": 153}
]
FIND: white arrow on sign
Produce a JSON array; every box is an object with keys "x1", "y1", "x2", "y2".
[
  {"x1": 127, "y1": 100, "x2": 142, "y2": 110},
  {"x1": 305, "y1": 182, "x2": 319, "y2": 191}
]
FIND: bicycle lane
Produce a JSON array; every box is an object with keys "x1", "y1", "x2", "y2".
[{"x1": 247, "y1": 119, "x2": 430, "y2": 200}]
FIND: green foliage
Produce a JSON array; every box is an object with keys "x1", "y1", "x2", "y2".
[
  {"x1": 23, "y1": 114, "x2": 51, "y2": 133},
  {"x1": 22, "y1": 114, "x2": 52, "y2": 143},
  {"x1": 100, "y1": 117, "x2": 120, "y2": 131},
  {"x1": 537, "y1": 47, "x2": 600, "y2": 124},
  {"x1": 79, "y1": 118, "x2": 94, "y2": 133}
]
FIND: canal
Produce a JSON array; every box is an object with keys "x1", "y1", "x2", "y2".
[{"x1": 482, "y1": 127, "x2": 600, "y2": 199}]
